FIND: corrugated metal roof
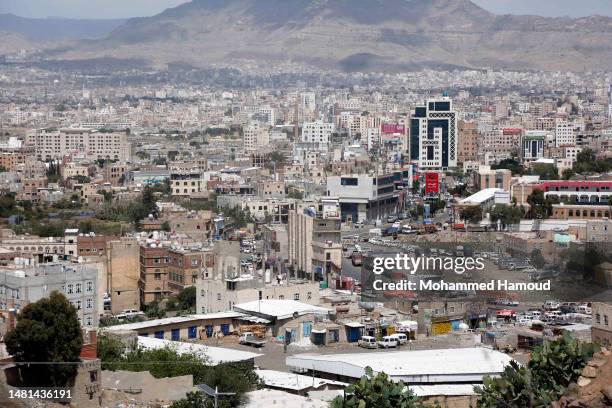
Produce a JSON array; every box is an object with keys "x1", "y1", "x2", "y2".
[
  {"x1": 103, "y1": 311, "x2": 242, "y2": 332},
  {"x1": 234, "y1": 300, "x2": 331, "y2": 320},
  {"x1": 255, "y1": 369, "x2": 347, "y2": 391},
  {"x1": 286, "y1": 348, "x2": 513, "y2": 383},
  {"x1": 137, "y1": 337, "x2": 262, "y2": 365}
]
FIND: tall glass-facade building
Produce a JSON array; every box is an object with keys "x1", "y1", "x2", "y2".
[{"x1": 410, "y1": 97, "x2": 458, "y2": 170}]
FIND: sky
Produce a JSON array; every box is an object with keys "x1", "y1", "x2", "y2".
[{"x1": 1, "y1": 0, "x2": 612, "y2": 19}]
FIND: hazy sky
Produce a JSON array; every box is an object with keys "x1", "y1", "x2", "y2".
[{"x1": 1, "y1": 0, "x2": 612, "y2": 19}]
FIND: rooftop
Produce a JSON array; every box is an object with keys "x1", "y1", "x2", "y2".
[
  {"x1": 286, "y1": 347, "x2": 513, "y2": 383},
  {"x1": 233, "y1": 299, "x2": 331, "y2": 320},
  {"x1": 103, "y1": 312, "x2": 242, "y2": 332},
  {"x1": 255, "y1": 369, "x2": 347, "y2": 392},
  {"x1": 137, "y1": 336, "x2": 262, "y2": 365}
]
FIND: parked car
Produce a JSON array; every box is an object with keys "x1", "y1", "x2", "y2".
[
  {"x1": 543, "y1": 300, "x2": 560, "y2": 310},
  {"x1": 378, "y1": 336, "x2": 399, "y2": 348},
  {"x1": 390, "y1": 333, "x2": 408, "y2": 345},
  {"x1": 358, "y1": 336, "x2": 378, "y2": 349}
]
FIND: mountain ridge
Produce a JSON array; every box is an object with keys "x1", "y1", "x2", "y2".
[{"x1": 9, "y1": 0, "x2": 612, "y2": 71}]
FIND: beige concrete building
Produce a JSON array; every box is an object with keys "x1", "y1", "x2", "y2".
[
  {"x1": 287, "y1": 201, "x2": 341, "y2": 282},
  {"x1": 478, "y1": 166, "x2": 512, "y2": 191},
  {"x1": 458, "y1": 120, "x2": 479, "y2": 163},
  {"x1": 592, "y1": 302, "x2": 612, "y2": 347},
  {"x1": 27, "y1": 128, "x2": 132, "y2": 162}
]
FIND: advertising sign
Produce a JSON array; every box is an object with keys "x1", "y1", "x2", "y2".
[{"x1": 425, "y1": 172, "x2": 439, "y2": 194}]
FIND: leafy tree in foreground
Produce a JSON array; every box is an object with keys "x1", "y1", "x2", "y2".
[
  {"x1": 5, "y1": 291, "x2": 83, "y2": 386},
  {"x1": 476, "y1": 332, "x2": 599, "y2": 408},
  {"x1": 171, "y1": 392, "x2": 206, "y2": 408},
  {"x1": 331, "y1": 367, "x2": 429, "y2": 408}
]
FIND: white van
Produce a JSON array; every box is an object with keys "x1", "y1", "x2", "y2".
[
  {"x1": 390, "y1": 333, "x2": 408, "y2": 345},
  {"x1": 378, "y1": 336, "x2": 399, "y2": 348},
  {"x1": 358, "y1": 336, "x2": 378, "y2": 349},
  {"x1": 577, "y1": 305, "x2": 592, "y2": 315}
]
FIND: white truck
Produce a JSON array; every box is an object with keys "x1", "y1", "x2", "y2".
[{"x1": 239, "y1": 332, "x2": 266, "y2": 348}]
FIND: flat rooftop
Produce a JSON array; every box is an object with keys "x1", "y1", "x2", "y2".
[
  {"x1": 287, "y1": 347, "x2": 513, "y2": 383},
  {"x1": 137, "y1": 336, "x2": 262, "y2": 365}
]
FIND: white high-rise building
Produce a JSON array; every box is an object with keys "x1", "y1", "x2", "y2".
[
  {"x1": 301, "y1": 121, "x2": 334, "y2": 151},
  {"x1": 555, "y1": 118, "x2": 576, "y2": 147}
]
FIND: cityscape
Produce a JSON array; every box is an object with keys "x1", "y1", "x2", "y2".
[{"x1": 0, "y1": 1, "x2": 612, "y2": 407}]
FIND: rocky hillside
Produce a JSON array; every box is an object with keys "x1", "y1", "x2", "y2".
[{"x1": 27, "y1": 0, "x2": 612, "y2": 71}]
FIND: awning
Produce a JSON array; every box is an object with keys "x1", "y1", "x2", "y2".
[
  {"x1": 343, "y1": 322, "x2": 365, "y2": 328},
  {"x1": 312, "y1": 329, "x2": 327, "y2": 334}
]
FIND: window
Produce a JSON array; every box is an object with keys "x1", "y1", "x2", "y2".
[
  {"x1": 340, "y1": 177, "x2": 358, "y2": 186},
  {"x1": 294, "y1": 293, "x2": 300, "y2": 301},
  {"x1": 75, "y1": 283, "x2": 82, "y2": 293},
  {"x1": 217, "y1": 293, "x2": 221, "y2": 300},
  {"x1": 279, "y1": 295, "x2": 284, "y2": 300},
  {"x1": 86, "y1": 316, "x2": 92, "y2": 326},
  {"x1": 307, "y1": 291, "x2": 312, "y2": 300},
  {"x1": 154, "y1": 273, "x2": 161, "y2": 280},
  {"x1": 86, "y1": 299, "x2": 93, "y2": 309},
  {"x1": 606, "y1": 315, "x2": 609, "y2": 326},
  {"x1": 596, "y1": 314, "x2": 601, "y2": 324},
  {"x1": 67, "y1": 284, "x2": 73, "y2": 294},
  {"x1": 86, "y1": 281, "x2": 93, "y2": 292},
  {"x1": 76, "y1": 300, "x2": 82, "y2": 310}
]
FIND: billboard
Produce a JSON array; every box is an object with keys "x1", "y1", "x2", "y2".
[
  {"x1": 425, "y1": 172, "x2": 439, "y2": 194},
  {"x1": 381, "y1": 124, "x2": 405, "y2": 134}
]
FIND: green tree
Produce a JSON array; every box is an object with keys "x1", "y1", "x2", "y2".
[
  {"x1": 561, "y1": 168, "x2": 575, "y2": 180},
  {"x1": 170, "y1": 392, "x2": 206, "y2": 408},
  {"x1": 526, "y1": 189, "x2": 553, "y2": 219},
  {"x1": 492, "y1": 158, "x2": 525, "y2": 176},
  {"x1": 530, "y1": 249, "x2": 546, "y2": 269},
  {"x1": 5, "y1": 292, "x2": 83, "y2": 387},
  {"x1": 530, "y1": 163, "x2": 559, "y2": 180},
  {"x1": 331, "y1": 367, "x2": 428, "y2": 408},
  {"x1": 177, "y1": 286, "x2": 197, "y2": 311},
  {"x1": 490, "y1": 204, "x2": 523, "y2": 229},
  {"x1": 161, "y1": 221, "x2": 171, "y2": 232},
  {"x1": 459, "y1": 206, "x2": 482, "y2": 224}
]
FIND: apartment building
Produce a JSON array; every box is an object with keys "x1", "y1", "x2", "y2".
[
  {"x1": 243, "y1": 122, "x2": 270, "y2": 151},
  {"x1": 0, "y1": 262, "x2": 99, "y2": 327},
  {"x1": 27, "y1": 128, "x2": 132, "y2": 162},
  {"x1": 139, "y1": 239, "x2": 215, "y2": 304},
  {"x1": 458, "y1": 121, "x2": 478, "y2": 163},
  {"x1": 287, "y1": 200, "x2": 342, "y2": 282}
]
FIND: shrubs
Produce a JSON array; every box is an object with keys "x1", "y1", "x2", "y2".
[
  {"x1": 475, "y1": 333, "x2": 599, "y2": 408},
  {"x1": 331, "y1": 367, "x2": 429, "y2": 408}
]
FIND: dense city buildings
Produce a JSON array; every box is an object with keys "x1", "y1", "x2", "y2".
[{"x1": 1, "y1": 2, "x2": 612, "y2": 406}]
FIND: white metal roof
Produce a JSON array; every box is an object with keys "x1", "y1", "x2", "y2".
[
  {"x1": 137, "y1": 337, "x2": 262, "y2": 365},
  {"x1": 255, "y1": 369, "x2": 347, "y2": 391},
  {"x1": 233, "y1": 300, "x2": 331, "y2": 320},
  {"x1": 409, "y1": 384, "x2": 478, "y2": 397},
  {"x1": 286, "y1": 347, "x2": 513, "y2": 383},
  {"x1": 103, "y1": 311, "x2": 242, "y2": 332},
  {"x1": 459, "y1": 188, "x2": 505, "y2": 205},
  {"x1": 243, "y1": 389, "x2": 328, "y2": 408}
]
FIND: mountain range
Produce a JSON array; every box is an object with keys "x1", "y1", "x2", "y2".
[
  {"x1": 0, "y1": 13, "x2": 125, "y2": 41},
  {"x1": 4, "y1": 0, "x2": 612, "y2": 72}
]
